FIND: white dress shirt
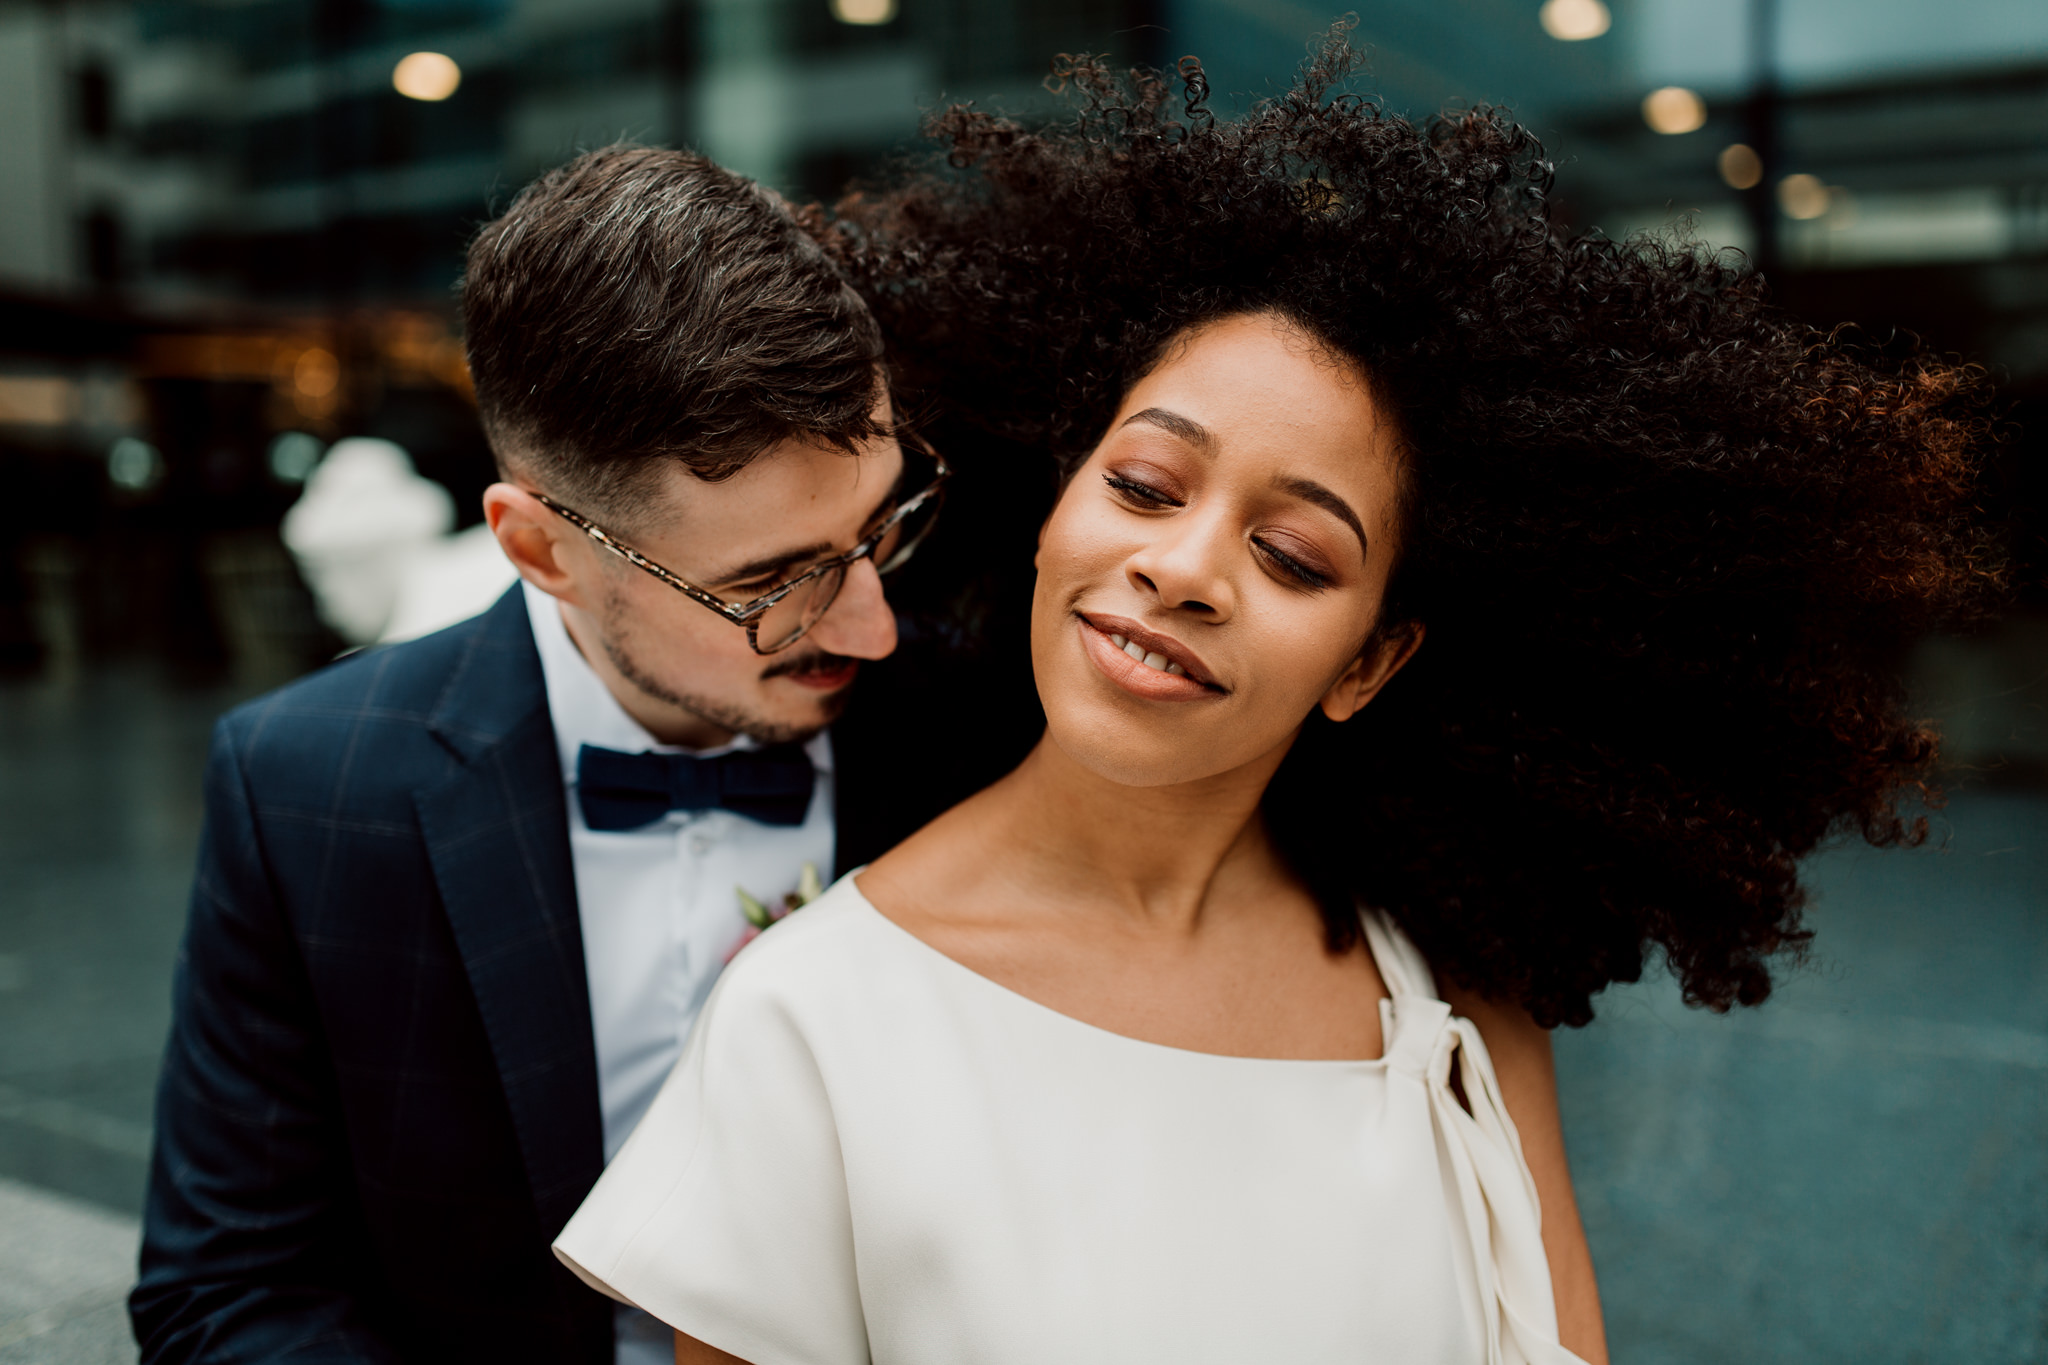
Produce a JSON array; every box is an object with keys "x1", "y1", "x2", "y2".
[{"x1": 523, "y1": 583, "x2": 835, "y2": 1365}]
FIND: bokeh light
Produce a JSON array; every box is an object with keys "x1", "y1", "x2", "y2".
[
  {"x1": 106, "y1": 436, "x2": 165, "y2": 494},
  {"x1": 1718, "y1": 143, "x2": 1764, "y2": 190},
  {"x1": 293, "y1": 347, "x2": 340, "y2": 399},
  {"x1": 1778, "y1": 173, "x2": 1832, "y2": 220},
  {"x1": 392, "y1": 52, "x2": 461, "y2": 102},
  {"x1": 1642, "y1": 87, "x2": 1707, "y2": 135},
  {"x1": 1539, "y1": 0, "x2": 1611, "y2": 42},
  {"x1": 829, "y1": 0, "x2": 896, "y2": 24},
  {"x1": 268, "y1": 431, "x2": 327, "y2": 485}
]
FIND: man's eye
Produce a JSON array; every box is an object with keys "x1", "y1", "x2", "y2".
[{"x1": 1104, "y1": 473, "x2": 1176, "y2": 506}]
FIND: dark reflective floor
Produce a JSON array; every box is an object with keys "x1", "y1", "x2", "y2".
[
  {"x1": 1, "y1": 664, "x2": 2044, "y2": 1361},
  {"x1": 1, "y1": 670, "x2": 254, "y2": 1217}
]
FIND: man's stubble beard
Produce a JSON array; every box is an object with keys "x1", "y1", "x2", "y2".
[{"x1": 597, "y1": 601, "x2": 849, "y2": 746}]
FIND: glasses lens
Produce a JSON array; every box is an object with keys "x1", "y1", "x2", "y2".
[
  {"x1": 754, "y1": 562, "x2": 846, "y2": 654},
  {"x1": 874, "y1": 485, "x2": 943, "y2": 575}
]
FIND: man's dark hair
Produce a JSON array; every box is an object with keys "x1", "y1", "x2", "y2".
[{"x1": 462, "y1": 144, "x2": 887, "y2": 520}]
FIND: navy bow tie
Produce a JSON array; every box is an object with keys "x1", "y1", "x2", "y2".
[{"x1": 576, "y1": 742, "x2": 816, "y2": 832}]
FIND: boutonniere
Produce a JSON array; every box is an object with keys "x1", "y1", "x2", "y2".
[{"x1": 727, "y1": 861, "x2": 824, "y2": 962}]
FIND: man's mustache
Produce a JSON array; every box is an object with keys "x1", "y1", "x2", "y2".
[{"x1": 760, "y1": 650, "x2": 858, "y2": 681}]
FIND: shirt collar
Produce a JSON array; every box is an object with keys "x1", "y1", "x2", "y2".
[{"x1": 521, "y1": 580, "x2": 833, "y2": 786}]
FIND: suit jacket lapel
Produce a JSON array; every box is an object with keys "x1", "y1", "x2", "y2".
[{"x1": 415, "y1": 589, "x2": 604, "y2": 1239}]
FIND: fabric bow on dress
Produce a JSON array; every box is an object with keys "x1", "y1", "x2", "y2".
[{"x1": 1367, "y1": 915, "x2": 1592, "y2": 1365}]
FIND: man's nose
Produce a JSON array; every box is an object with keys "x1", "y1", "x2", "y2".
[{"x1": 809, "y1": 557, "x2": 898, "y2": 660}]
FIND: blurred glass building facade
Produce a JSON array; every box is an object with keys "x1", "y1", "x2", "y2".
[{"x1": 0, "y1": 0, "x2": 1165, "y2": 306}]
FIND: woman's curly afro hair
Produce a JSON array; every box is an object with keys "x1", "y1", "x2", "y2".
[{"x1": 826, "y1": 24, "x2": 2007, "y2": 1026}]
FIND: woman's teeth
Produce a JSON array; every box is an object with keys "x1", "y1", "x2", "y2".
[{"x1": 1107, "y1": 633, "x2": 1185, "y2": 676}]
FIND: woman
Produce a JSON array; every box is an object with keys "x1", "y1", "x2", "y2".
[{"x1": 554, "y1": 31, "x2": 1999, "y2": 1365}]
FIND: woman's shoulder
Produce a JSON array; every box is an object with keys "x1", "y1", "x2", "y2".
[
  {"x1": 1359, "y1": 906, "x2": 1441, "y2": 1001},
  {"x1": 711, "y1": 874, "x2": 910, "y2": 1011}
]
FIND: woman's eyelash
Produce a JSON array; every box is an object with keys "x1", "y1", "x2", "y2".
[
  {"x1": 1105, "y1": 473, "x2": 1330, "y2": 588},
  {"x1": 1255, "y1": 540, "x2": 1331, "y2": 589},
  {"x1": 1104, "y1": 473, "x2": 1176, "y2": 506}
]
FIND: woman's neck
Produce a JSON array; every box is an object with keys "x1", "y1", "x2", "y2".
[{"x1": 965, "y1": 733, "x2": 1293, "y2": 936}]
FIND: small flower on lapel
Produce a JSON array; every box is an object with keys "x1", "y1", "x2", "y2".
[{"x1": 727, "y1": 861, "x2": 824, "y2": 962}]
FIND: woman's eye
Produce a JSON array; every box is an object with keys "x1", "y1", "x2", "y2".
[
  {"x1": 1254, "y1": 538, "x2": 1332, "y2": 590},
  {"x1": 1104, "y1": 473, "x2": 1177, "y2": 507}
]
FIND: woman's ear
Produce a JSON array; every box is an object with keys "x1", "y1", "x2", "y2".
[{"x1": 1318, "y1": 622, "x2": 1425, "y2": 723}]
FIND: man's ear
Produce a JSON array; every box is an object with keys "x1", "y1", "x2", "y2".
[
  {"x1": 482, "y1": 482, "x2": 588, "y2": 608},
  {"x1": 1318, "y1": 621, "x2": 1426, "y2": 724}
]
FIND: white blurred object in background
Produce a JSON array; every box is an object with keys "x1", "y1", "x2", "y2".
[
  {"x1": 282, "y1": 437, "x2": 515, "y2": 647},
  {"x1": 379, "y1": 522, "x2": 520, "y2": 644}
]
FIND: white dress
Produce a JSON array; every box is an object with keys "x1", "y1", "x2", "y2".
[{"x1": 555, "y1": 876, "x2": 1586, "y2": 1365}]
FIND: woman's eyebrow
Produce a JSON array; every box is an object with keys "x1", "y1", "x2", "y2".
[
  {"x1": 1273, "y1": 475, "x2": 1370, "y2": 562},
  {"x1": 1120, "y1": 406, "x2": 1213, "y2": 450},
  {"x1": 1121, "y1": 407, "x2": 1370, "y2": 561}
]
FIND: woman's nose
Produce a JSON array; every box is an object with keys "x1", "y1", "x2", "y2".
[{"x1": 1126, "y1": 514, "x2": 1235, "y2": 619}]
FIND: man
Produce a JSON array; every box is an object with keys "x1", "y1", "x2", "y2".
[{"x1": 130, "y1": 146, "x2": 1037, "y2": 1364}]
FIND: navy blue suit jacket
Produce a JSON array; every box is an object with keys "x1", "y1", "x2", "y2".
[{"x1": 131, "y1": 585, "x2": 1036, "y2": 1363}]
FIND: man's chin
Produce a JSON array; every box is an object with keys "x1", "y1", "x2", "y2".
[
  {"x1": 791, "y1": 677, "x2": 857, "y2": 727},
  {"x1": 601, "y1": 628, "x2": 855, "y2": 746},
  {"x1": 733, "y1": 680, "x2": 853, "y2": 746}
]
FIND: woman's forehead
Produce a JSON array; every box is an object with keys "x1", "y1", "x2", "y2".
[{"x1": 1118, "y1": 319, "x2": 1398, "y2": 484}]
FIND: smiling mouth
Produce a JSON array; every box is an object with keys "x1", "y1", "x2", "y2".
[
  {"x1": 1105, "y1": 632, "x2": 1186, "y2": 676},
  {"x1": 1076, "y1": 613, "x2": 1225, "y2": 698}
]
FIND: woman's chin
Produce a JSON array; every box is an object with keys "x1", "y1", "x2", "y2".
[{"x1": 1036, "y1": 708, "x2": 1261, "y2": 791}]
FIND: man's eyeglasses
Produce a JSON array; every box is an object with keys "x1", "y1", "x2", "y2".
[{"x1": 531, "y1": 439, "x2": 949, "y2": 656}]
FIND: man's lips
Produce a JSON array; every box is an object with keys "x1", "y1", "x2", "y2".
[
  {"x1": 1077, "y1": 614, "x2": 1224, "y2": 702},
  {"x1": 768, "y1": 657, "x2": 861, "y2": 691}
]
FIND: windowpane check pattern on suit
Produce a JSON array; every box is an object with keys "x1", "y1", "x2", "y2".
[{"x1": 132, "y1": 582, "x2": 1038, "y2": 1365}]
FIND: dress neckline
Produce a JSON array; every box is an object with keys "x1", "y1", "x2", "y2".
[{"x1": 838, "y1": 874, "x2": 1396, "y2": 1070}]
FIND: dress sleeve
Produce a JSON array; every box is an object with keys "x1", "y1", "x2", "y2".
[{"x1": 553, "y1": 961, "x2": 866, "y2": 1365}]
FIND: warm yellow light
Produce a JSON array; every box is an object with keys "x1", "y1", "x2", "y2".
[
  {"x1": 392, "y1": 52, "x2": 461, "y2": 102},
  {"x1": 829, "y1": 0, "x2": 896, "y2": 24},
  {"x1": 1642, "y1": 87, "x2": 1706, "y2": 135},
  {"x1": 1718, "y1": 143, "x2": 1763, "y2": 190},
  {"x1": 1539, "y1": 0, "x2": 1611, "y2": 41},
  {"x1": 1777, "y1": 173, "x2": 1830, "y2": 220},
  {"x1": 0, "y1": 376, "x2": 75, "y2": 426},
  {"x1": 294, "y1": 348, "x2": 340, "y2": 398}
]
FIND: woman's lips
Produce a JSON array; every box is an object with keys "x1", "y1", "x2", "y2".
[{"x1": 1077, "y1": 617, "x2": 1221, "y2": 702}]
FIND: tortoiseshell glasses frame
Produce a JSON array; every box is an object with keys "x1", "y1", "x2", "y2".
[{"x1": 530, "y1": 438, "x2": 949, "y2": 655}]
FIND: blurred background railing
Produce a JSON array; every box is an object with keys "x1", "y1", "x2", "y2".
[{"x1": 0, "y1": 2, "x2": 2043, "y2": 1362}]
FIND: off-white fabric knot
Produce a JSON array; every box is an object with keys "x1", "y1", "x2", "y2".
[{"x1": 1367, "y1": 918, "x2": 1591, "y2": 1365}]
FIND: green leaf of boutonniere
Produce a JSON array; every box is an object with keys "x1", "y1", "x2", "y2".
[
  {"x1": 736, "y1": 861, "x2": 824, "y2": 931},
  {"x1": 737, "y1": 886, "x2": 777, "y2": 930}
]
